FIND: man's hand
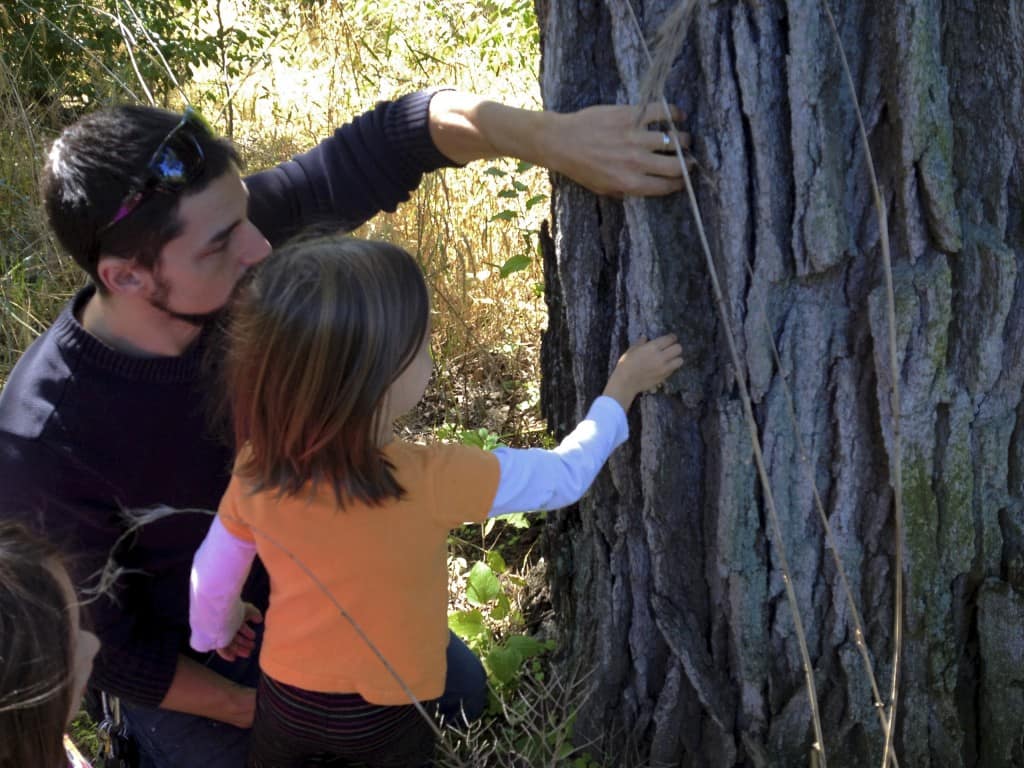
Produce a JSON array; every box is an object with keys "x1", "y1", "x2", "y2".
[
  {"x1": 602, "y1": 334, "x2": 684, "y2": 412},
  {"x1": 428, "y1": 92, "x2": 692, "y2": 198},
  {"x1": 217, "y1": 603, "x2": 263, "y2": 662},
  {"x1": 540, "y1": 103, "x2": 691, "y2": 197},
  {"x1": 159, "y1": 655, "x2": 256, "y2": 729}
]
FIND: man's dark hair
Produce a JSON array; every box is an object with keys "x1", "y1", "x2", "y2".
[{"x1": 41, "y1": 105, "x2": 242, "y2": 290}]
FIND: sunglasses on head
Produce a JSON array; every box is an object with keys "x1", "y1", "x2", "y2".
[{"x1": 100, "y1": 107, "x2": 211, "y2": 233}]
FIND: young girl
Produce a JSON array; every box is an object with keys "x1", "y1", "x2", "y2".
[
  {"x1": 189, "y1": 235, "x2": 683, "y2": 767},
  {"x1": 0, "y1": 521, "x2": 101, "y2": 768}
]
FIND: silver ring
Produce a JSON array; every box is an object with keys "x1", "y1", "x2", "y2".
[{"x1": 661, "y1": 131, "x2": 672, "y2": 148}]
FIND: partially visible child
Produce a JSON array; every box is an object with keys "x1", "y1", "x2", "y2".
[
  {"x1": 189, "y1": 235, "x2": 683, "y2": 767},
  {"x1": 0, "y1": 521, "x2": 101, "y2": 768}
]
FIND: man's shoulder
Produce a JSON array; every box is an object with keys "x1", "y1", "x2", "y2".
[{"x1": 0, "y1": 319, "x2": 71, "y2": 440}]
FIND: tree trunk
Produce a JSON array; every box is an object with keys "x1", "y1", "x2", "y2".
[{"x1": 536, "y1": 1, "x2": 1024, "y2": 766}]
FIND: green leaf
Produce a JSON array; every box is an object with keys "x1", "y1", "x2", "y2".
[
  {"x1": 499, "y1": 254, "x2": 532, "y2": 278},
  {"x1": 512, "y1": 180, "x2": 529, "y2": 192},
  {"x1": 526, "y1": 194, "x2": 548, "y2": 209},
  {"x1": 486, "y1": 549, "x2": 507, "y2": 573},
  {"x1": 502, "y1": 512, "x2": 532, "y2": 529},
  {"x1": 490, "y1": 210, "x2": 517, "y2": 222},
  {"x1": 448, "y1": 609, "x2": 488, "y2": 640},
  {"x1": 497, "y1": 189, "x2": 519, "y2": 199},
  {"x1": 505, "y1": 633, "x2": 546, "y2": 658},
  {"x1": 486, "y1": 645, "x2": 523, "y2": 685},
  {"x1": 516, "y1": 160, "x2": 534, "y2": 173},
  {"x1": 466, "y1": 561, "x2": 502, "y2": 605},
  {"x1": 490, "y1": 591, "x2": 510, "y2": 620},
  {"x1": 484, "y1": 166, "x2": 507, "y2": 177},
  {"x1": 483, "y1": 517, "x2": 497, "y2": 537}
]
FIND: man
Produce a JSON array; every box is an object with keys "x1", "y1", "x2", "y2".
[{"x1": 0, "y1": 88, "x2": 686, "y2": 766}]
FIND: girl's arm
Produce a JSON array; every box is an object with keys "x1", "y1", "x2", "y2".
[
  {"x1": 489, "y1": 334, "x2": 683, "y2": 516},
  {"x1": 189, "y1": 516, "x2": 257, "y2": 652}
]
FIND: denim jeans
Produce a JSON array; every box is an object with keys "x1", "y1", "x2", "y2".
[{"x1": 123, "y1": 631, "x2": 485, "y2": 768}]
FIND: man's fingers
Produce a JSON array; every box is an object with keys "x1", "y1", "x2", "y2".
[
  {"x1": 637, "y1": 102, "x2": 684, "y2": 125},
  {"x1": 642, "y1": 128, "x2": 692, "y2": 153},
  {"x1": 618, "y1": 176, "x2": 685, "y2": 197}
]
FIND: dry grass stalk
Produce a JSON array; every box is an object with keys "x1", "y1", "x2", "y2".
[
  {"x1": 818, "y1": 4, "x2": 904, "y2": 766},
  {"x1": 635, "y1": 0, "x2": 698, "y2": 114},
  {"x1": 435, "y1": 662, "x2": 600, "y2": 768},
  {"x1": 745, "y1": 283, "x2": 898, "y2": 767},
  {"x1": 621, "y1": 0, "x2": 828, "y2": 762}
]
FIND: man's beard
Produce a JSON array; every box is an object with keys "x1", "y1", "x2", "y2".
[{"x1": 148, "y1": 269, "x2": 254, "y2": 327}]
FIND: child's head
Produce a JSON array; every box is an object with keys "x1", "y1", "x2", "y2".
[
  {"x1": 0, "y1": 522, "x2": 100, "y2": 768},
  {"x1": 225, "y1": 235, "x2": 431, "y2": 505}
]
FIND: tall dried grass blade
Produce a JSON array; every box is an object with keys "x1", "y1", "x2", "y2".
[
  {"x1": 620, "y1": 1, "x2": 827, "y2": 763},
  {"x1": 819, "y1": 4, "x2": 904, "y2": 766},
  {"x1": 746, "y1": 285, "x2": 899, "y2": 767},
  {"x1": 636, "y1": 0, "x2": 698, "y2": 112}
]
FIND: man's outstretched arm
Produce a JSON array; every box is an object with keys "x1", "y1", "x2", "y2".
[{"x1": 428, "y1": 91, "x2": 690, "y2": 197}]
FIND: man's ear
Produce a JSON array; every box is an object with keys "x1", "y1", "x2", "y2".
[{"x1": 96, "y1": 256, "x2": 153, "y2": 296}]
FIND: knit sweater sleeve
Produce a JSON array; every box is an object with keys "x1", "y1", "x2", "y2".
[
  {"x1": 0, "y1": 436, "x2": 184, "y2": 707},
  {"x1": 245, "y1": 89, "x2": 458, "y2": 246}
]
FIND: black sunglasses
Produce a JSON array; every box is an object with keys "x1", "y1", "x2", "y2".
[{"x1": 100, "y1": 107, "x2": 210, "y2": 233}]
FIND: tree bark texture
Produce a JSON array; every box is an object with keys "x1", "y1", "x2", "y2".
[{"x1": 536, "y1": 1, "x2": 1024, "y2": 766}]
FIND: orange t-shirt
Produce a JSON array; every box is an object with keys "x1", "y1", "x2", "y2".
[{"x1": 217, "y1": 440, "x2": 500, "y2": 704}]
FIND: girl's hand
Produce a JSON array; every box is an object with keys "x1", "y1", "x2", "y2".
[
  {"x1": 216, "y1": 602, "x2": 263, "y2": 662},
  {"x1": 602, "y1": 334, "x2": 684, "y2": 412}
]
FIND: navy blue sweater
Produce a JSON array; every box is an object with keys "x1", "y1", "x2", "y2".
[{"x1": 0, "y1": 90, "x2": 455, "y2": 707}]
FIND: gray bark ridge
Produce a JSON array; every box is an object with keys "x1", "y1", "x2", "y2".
[{"x1": 538, "y1": 0, "x2": 1024, "y2": 766}]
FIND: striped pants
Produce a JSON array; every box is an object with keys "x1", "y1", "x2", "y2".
[{"x1": 247, "y1": 673, "x2": 437, "y2": 768}]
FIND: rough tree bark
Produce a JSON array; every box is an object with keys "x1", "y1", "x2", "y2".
[{"x1": 535, "y1": 1, "x2": 1024, "y2": 766}]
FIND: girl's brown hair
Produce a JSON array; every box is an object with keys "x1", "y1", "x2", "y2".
[
  {"x1": 0, "y1": 522, "x2": 74, "y2": 768},
  {"x1": 224, "y1": 235, "x2": 430, "y2": 505}
]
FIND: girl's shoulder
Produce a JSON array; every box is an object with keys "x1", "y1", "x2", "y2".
[{"x1": 388, "y1": 438, "x2": 499, "y2": 477}]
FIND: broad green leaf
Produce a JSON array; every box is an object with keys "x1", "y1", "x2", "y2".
[
  {"x1": 466, "y1": 561, "x2": 502, "y2": 605},
  {"x1": 490, "y1": 210, "x2": 517, "y2": 222},
  {"x1": 486, "y1": 645, "x2": 522, "y2": 685},
  {"x1": 516, "y1": 160, "x2": 534, "y2": 173},
  {"x1": 484, "y1": 166, "x2": 507, "y2": 177},
  {"x1": 499, "y1": 254, "x2": 532, "y2": 278},
  {"x1": 448, "y1": 609, "x2": 487, "y2": 640},
  {"x1": 526, "y1": 194, "x2": 548, "y2": 209},
  {"x1": 490, "y1": 591, "x2": 511, "y2": 621},
  {"x1": 486, "y1": 549, "x2": 507, "y2": 573},
  {"x1": 497, "y1": 189, "x2": 519, "y2": 199},
  {"x1": 512, "y1": 180, "x2": 529, "y2": 192},
  {"x1": 505, "y1": 633, "x2": 546, "y2": 658},
  {"x1": 502, "y1": 512, "x2": 532, "y2": 529}
]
